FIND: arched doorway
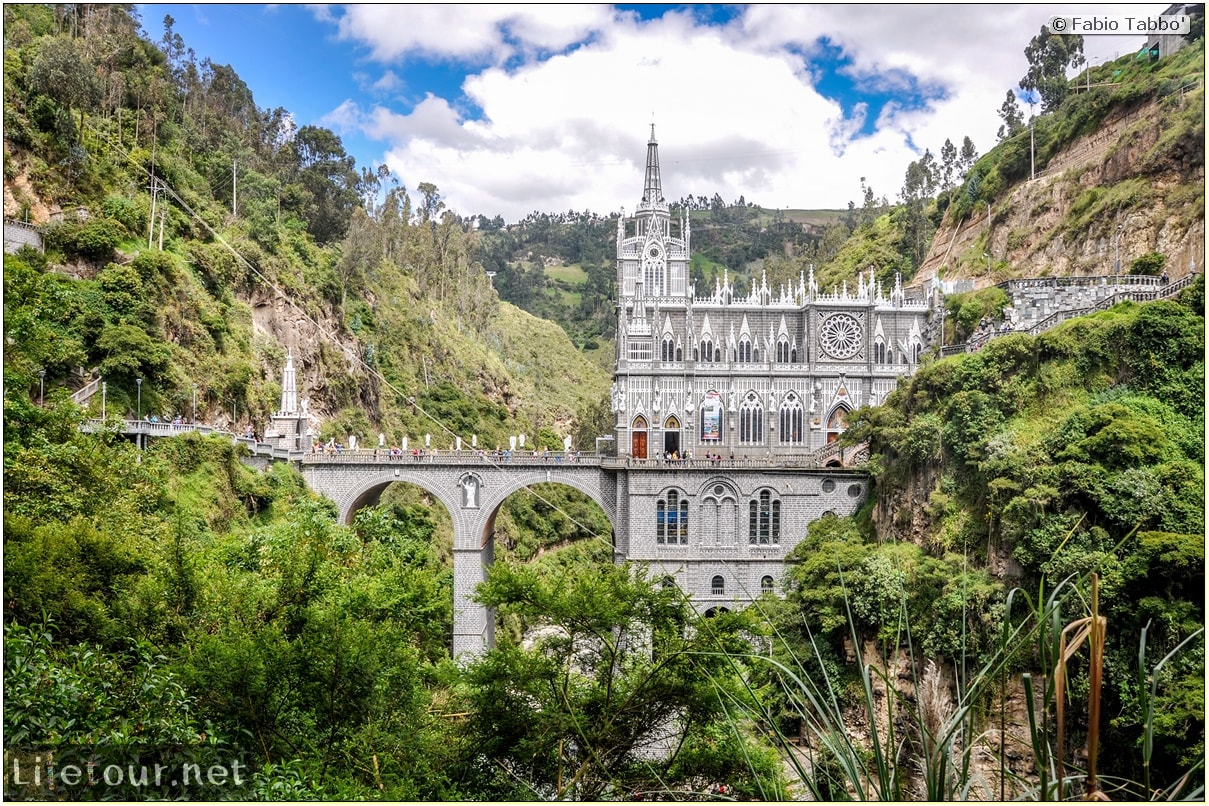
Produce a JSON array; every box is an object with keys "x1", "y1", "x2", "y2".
[
  {"x1": 826, "y1": 404, "x2": 850, "y2": 444},
  {"x1": 631, "y1": 415, "x2": 648, "y2": 459},
  {"x1": 663, "y1": 415, "x2": 681, "y2": 457}
]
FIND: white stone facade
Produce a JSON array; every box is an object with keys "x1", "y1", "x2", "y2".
[{"x1": 612, "y1": 129, "x2": 935, "y2": 462}]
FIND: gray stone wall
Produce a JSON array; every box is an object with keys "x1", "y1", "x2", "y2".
[
  {"x1": 4, "y1": 221, "x2": 42, "y2": 254},
  {"x1": 301, "y1": 456, "x2": 867, "y2": 658}
]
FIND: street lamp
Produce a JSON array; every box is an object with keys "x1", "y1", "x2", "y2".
[
  {"x1": 192, "y1": 384, "x2": 198, "y2": 423},
  {"x1": 38, "y1": 369, "x2": 45, "y2": 406},
  {"x1": 983, "y1": 252, "x2": 991, "y2": 275},
  {"x1": 136, "y1": 378, "x2": 142, "y2": 422}
]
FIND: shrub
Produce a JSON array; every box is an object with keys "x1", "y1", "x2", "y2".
[
  {"x1": 1130, "y1": 251, "x2": 1166, "y2": 275},
  {"x1": 42, "y1": 216, "x2": 123, "y2": 262}
]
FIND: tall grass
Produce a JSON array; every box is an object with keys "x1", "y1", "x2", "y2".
[{"x1": 714, "y1": 558, "x2": 1204, "y2": 801}]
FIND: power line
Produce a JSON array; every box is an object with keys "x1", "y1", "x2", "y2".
[{"x1": 82, "y1": 119, "x2": 614, "y2": 550}]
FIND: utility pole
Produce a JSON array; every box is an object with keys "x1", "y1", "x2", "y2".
[
  {"x1": 233, "y1": 158, "x2": 237, "y2": 218},
  {"x1": 1029, "y1": 99, "x2": 1036, "y2": 181},
  {"x1": 1115, "y1": 224, "x2": 1123, "y2": 277},
  {"x1": 1030, "y1": 119, "x2": 1035, "y2": 180},
  {"x1": 148, "y1": 177, "x2": 157, "y2": 248}
]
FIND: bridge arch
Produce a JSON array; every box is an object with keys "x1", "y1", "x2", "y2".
[
  {"x1": 473, "y1": 469, "x2": 617, "y2": 529},
  {"x1": 302, "y1": 458, "x2": 616, "y2": 659},
  {"x1": 333, "y1": 468, "x2": 459, "y2": 526}
]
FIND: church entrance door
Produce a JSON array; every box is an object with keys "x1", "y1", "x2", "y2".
[
  {"x1": 663, "y1": 415, "x2": 680, "y2": 456},
  {"x1": 631, "y1": 416, "x2": 648, "y2": 459}
]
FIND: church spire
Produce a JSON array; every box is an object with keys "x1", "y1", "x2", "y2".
[
  {"x1": 642, "y1": 124, "x2": 662, "y2": 205},
  {"x1": 279, "y1": 348, "x2": 297, "y2": 415}
]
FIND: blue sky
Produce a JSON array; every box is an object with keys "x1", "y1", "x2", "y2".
[{"x1": 136, "y1": 3, "x2": 1166, "y2": 222}]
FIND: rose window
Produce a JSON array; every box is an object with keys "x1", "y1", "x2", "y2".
[{"x1": 819, "y1": 313, "x2": 862, "y2": 359}]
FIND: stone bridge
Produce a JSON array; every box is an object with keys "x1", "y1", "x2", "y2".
[
  {"x1": 81, "y1": 419, "x2": 869, "y2": 658},
  {"x1": 300, "y1": 452, "x2": 620, "y2": 655}
]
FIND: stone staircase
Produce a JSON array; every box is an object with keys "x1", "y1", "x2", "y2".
[{"x1": 942, "y1": 273, "x2": 1198, "y2": 356}]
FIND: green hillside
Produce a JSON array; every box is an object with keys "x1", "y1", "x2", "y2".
[{"x1": 2, "y1": 5, "x2": 1204, "y2": 801}]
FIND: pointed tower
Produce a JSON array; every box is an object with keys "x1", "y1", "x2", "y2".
[
  {"x1": 616, "y1": 125, "x2": 689, "y2": 305},
  {"x1": 614, "y1": 126, "x2": 692, "y2": 460},
  {"x1": 640, "y1": 124, "x2": 664, "y2": 210},
  {"x1": 267, "y1": 347, "x2": 311, "y2": 453},
  {"x1": 279, "y1": 348, "x2": 298, "y2": 415}
]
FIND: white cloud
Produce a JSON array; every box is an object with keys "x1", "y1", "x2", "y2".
[
  {"x1": 318, "y1": 3, "x2": 1174, "y2": 221},
  {"x1": 328, "y1": 4, "x2": 615, "y2": 64}
]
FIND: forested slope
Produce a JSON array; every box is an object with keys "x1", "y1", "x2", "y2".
[{"x1": 3, "y1": 5, "x2": 1204, "y2": 801}]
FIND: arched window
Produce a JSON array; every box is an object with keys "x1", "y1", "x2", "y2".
[
  {"x1": 874, "y1": 339, "x2": 887, "y2": 364},
  {"x1": 700, "y1": 338, "x2": 714, "y2": 363},
  {"x1": 779, "y1": 392, "x2": 804, "y2": 444},
  {"x1": 675, "y1": 346, "x2": 683, "y2": 361},
  {"x1": 661, "y1": 337, "x2": 676, "y2": 362},
  {"x1": 748, "y1": 490, "x2": 781, "y2": 544},
  {"x1": 912, "y1": 341, "x2": 923, "y2": 363},
  {"x1": 711, "y1": 575, "x2": 725, "y2": 595},
  {"x1": 656, "y1": 489, "x2": 688, "y2": 545},
  {"x1": 738, "y1": 339, "x2": 752, "y2": 363},
  {"x1": 776, "y1": 338, "x2": 790, "y2": 363},
  {"x1": 739, "y1": 391, "x2": 763, "y2": 444},
  {"x1": 644, "y1": 254, "x2": 664, "y2": 296},
  {"x1": 761, "y1": 575, "x2": 775, "y2": 594}
]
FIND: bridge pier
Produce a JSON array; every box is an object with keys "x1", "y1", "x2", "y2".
[{"x1": 452, "y1": 544, "x2": 495, "y2": 659}]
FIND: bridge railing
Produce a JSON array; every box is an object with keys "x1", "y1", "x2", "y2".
[
  {"x1": 80, "y1": 418, "x2": 306, "y2": 461},
  {"x1": 301, "y1": 449, "x2": 603, "y2": 467},
  {"x1": 79, "y1": 418, "x2": 870, "y2": 470}
]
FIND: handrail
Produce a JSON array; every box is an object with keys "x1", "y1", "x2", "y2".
[
  {"x1": 70, "y1": 377, "x2": 102, "y2": 405},
  {"x1": 943, "y1": 273, "x2": 1198, "y2": 355},
  {"x1": 77, "y1": 419, "x2": 868, "y2": 470}
]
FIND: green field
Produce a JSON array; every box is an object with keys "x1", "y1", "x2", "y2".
[{"x1": 544, "y1": 262, "x2": 589, "y2": 285}]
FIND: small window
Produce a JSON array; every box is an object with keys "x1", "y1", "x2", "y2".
[
  {"x1": 711, "y1": 575, "x2": 725, "y2": 595},
  {"x1": 761, "y1": 575, "x2": 774, "y2": 594}
]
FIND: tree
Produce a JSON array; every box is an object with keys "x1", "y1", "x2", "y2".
[
  {"x1": 465, "y1": 561, "x2": 782, "y2": 800},
  {"x1": 282, "y1": 125, "x2": 361, "y2": 243},
  {"x1": 859, "y1": 176, "x2": 879, "y2": 227},
  {"x1": 28, "y1": 35, "x2": 103, "y2": 134},
  {"x1": 940, "y1": 138, "x2": 958, "y2": 192},
  {"x1": 996, "y1": 90, "x2": 1025, "y2": 141},
  {"x1": 1020, "y1": 24, "x2": 1085, "y2": 112},
  {"x1": 958, "y1": 136, "x2": 978, "y2": 178},
  {"x1": 898, "y1": 151, "x2": 938, "y2": 270}
]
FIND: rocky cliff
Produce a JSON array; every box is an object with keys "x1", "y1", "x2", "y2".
[{"x1": 917, "y1": 87, "x2": 1204, "y2": 292}]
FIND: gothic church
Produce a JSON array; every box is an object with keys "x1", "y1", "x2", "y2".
[{"x1": 611, "y1": 127, "x2": 933, "y2": 462}]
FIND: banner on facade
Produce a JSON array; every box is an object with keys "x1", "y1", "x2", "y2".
[{"x1": 701, "y1": 391, "x2": 723, "y2": 440}]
